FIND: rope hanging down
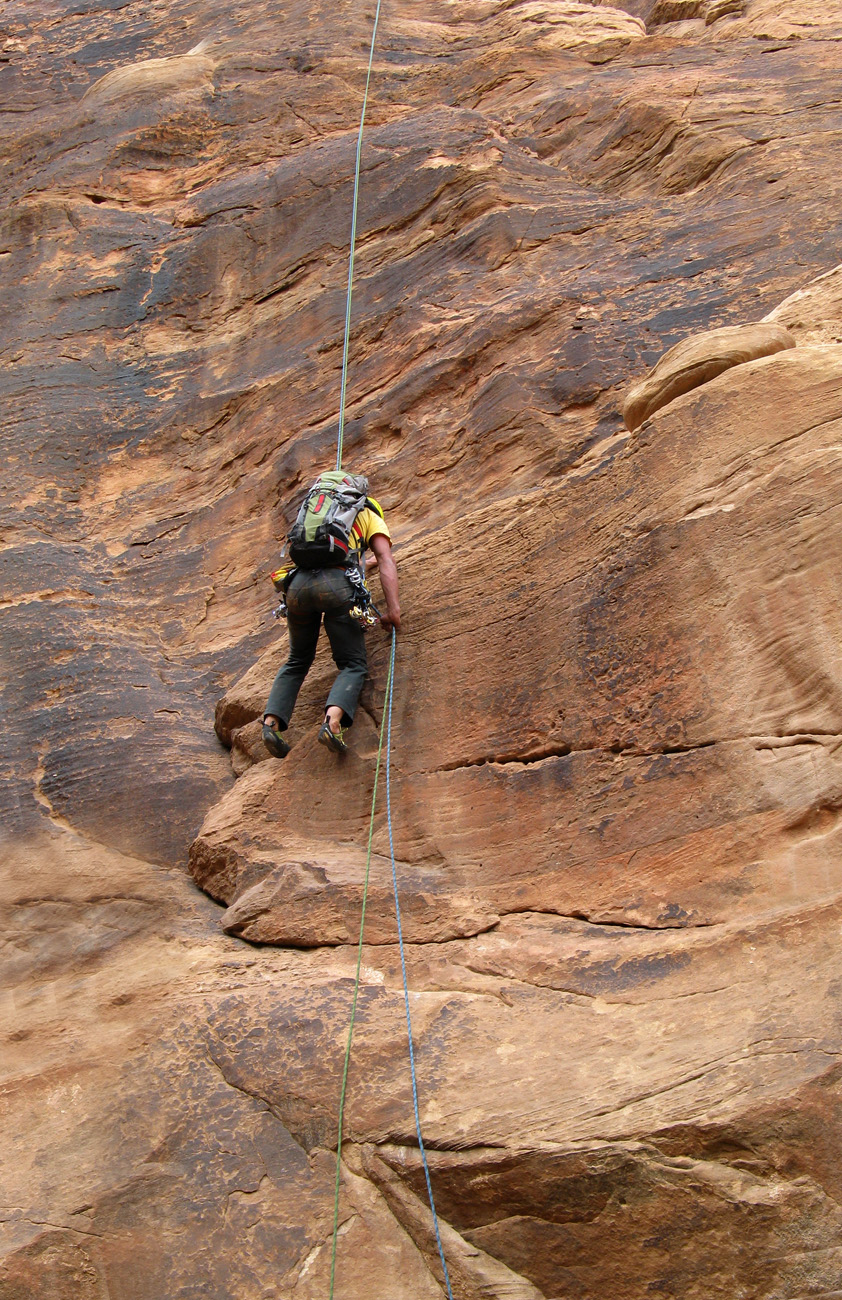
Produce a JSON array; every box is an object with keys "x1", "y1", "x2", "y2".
[
  {"x1": 328, "y1": 9, "x2": 453, "y2": 1294},
  {"x1": 385, "y1": 636, "x2": 455, "y2": 1300},
  {"x1": 335, "y1": 0, "x2": 384, "y2": 474},
  {"x1": 328, "y1": 630, "x2": 454, "y2": 1300},
  {"x1": 328, "y1": 630, "x2": 392, "y2": 1300}
]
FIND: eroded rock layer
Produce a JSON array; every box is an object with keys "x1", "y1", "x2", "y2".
[{"x1": 4, "y1": 1, "x2": 842, "y2": 1297}]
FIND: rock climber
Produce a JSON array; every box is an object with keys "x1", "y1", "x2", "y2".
[{"x1": 261, "y1": 475, "x2": 401, "y2": 758}]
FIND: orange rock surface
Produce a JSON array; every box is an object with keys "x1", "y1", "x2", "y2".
[{"x1": 4, "y1": 1, "x2": 842, "y2": 1297}]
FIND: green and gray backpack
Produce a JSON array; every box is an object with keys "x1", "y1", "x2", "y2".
[{"x1": 287, "y1": 470, "x2": 374, "y2": 569}]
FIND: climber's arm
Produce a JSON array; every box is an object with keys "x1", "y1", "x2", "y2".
[{"x1": 370, "y1": 532, "x2": 401, "y2": 631}]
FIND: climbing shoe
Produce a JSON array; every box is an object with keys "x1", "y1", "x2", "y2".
[
  {"x1": 262, "y1": 722, "x2": 290, "y2": 759},
  {"x1": 318, "y1": 718, "x2": 348, "y2": 755}
]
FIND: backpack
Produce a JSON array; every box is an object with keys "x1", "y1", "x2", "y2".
[{"x1": 287, "y1": 470, "x2": 372, "y2": 569}]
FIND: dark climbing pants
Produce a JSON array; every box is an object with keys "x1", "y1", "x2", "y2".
[{"x1": 265, "y1": 568, "x2": 367, "y2": 729}]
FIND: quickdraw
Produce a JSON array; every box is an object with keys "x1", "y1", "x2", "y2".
[{"x1": 347, "y1": 563, "x2": 382, "y2": 628}]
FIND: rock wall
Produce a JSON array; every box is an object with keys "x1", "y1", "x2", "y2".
[{"x1": 4, "y1": 1, "x2": 842, "y2": 1297}]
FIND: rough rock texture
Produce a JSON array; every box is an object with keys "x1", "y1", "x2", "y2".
[
  {"x1": 5, "y1": 0, "x2": 842, "y2": 1297},
  {"x1": 727, "y1": 0, "x2": 842, "y2": 40},
  {"x1": 765, "y1": 262, "x2": 842, "y2": 345}
]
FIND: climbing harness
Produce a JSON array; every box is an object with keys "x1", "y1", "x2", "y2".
[
  {"x1": 269, "y1": 558, "x2": 381, "y2": 626},
  {"x1": 328, "y1": 631, "x2": 454, "y2": 1300}
]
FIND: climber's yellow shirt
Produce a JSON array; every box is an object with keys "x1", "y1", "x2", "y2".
[{"x1": 351, "y1": 505, "x2": 391, "y2": 551}]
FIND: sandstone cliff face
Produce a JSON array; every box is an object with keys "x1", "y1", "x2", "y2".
[{"x1": 4, "y1": 2, "x2": 842, "y2": 1297}]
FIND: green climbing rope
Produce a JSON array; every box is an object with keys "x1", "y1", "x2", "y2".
[
  {"x1": 327, "y1": 635, "x2": 394, "y2": 1300},
  {"x1": 327, "y1": 6, "x2": 455, "y2": 1295},
  {"x1": 329, "y1": 17, "x2": 389, "y2": 1286},
  {"x1": 335, "y1": 0, "x2": 384, "y2": 473}
]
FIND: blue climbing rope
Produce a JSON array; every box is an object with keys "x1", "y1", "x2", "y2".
[
  {"x1": 336, "y1": 0, "x2": 384, "y2": 473},
  {"x1": 384, "y1": 630, "x2": 456, "y2": 1299},
  {"x1": 328, "y1": 634, "x2": 393, "y2": 1300},
  {"x1": 328, "y1": 632, "x2": 453, "y2": 1297},
  {"x1": 327, "y1": 4, "x2": 454, "y2": 1293}
]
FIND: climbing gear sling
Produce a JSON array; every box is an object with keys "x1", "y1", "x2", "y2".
[{"x1": 346, "y1": 564, "x2": 382, "y2": 627}]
